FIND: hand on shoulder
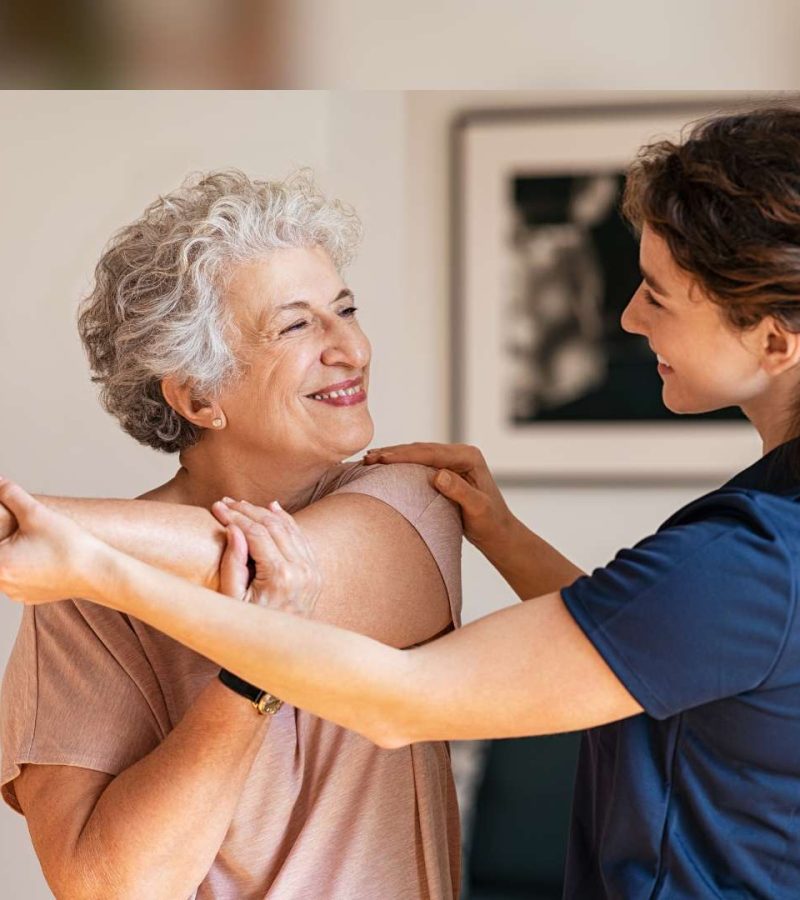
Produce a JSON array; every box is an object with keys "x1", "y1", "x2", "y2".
[{"x1": 364, "y1": 442, "x2": 515, "y2": 551}]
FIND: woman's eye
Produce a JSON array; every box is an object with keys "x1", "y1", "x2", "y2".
[
  {"x1": 279, "y1": 306, "x2": 357, "y2": 336},
  {"x1": 280, "y1": 320, "x2": 308, "y2": 335},
  {"x1": 642, "y1": 288, "x2": 663, "y2": 309}
]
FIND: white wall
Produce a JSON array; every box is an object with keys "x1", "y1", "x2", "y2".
[{"x1": 279, "y1": 0, "x2": 800, "y2": 89}]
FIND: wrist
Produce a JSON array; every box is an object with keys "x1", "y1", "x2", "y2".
[
  {"x1": 82, "y1": 540, "x2": 129, "y2": 608},
  {"x1": 474, "y1": 508, "x2": 519, "y2": 557},
  {"x1": 206, "y1": 677, "x2": 273, "y2": 728}
]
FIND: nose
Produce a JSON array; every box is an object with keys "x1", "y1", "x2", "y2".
[
  {"x1": 620, "y1": 283, "x2": 647, "y2": 337},
  {"x1": 320, "y1": 316, "x2": 371, "y2": 369}
]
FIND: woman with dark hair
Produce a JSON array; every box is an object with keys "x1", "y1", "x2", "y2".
[{"x1": 4, "y1": 105, "x2": 800, "y2": 897}]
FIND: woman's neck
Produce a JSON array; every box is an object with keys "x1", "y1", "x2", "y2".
[
  {"x1": 741, "y1": 384, "x2": 799, "y2": 457},
  {"x1": 150, "y1": 441, "x2": 338, "y2": 512}
]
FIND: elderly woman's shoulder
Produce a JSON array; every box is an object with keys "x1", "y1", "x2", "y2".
[{"x1": 310, "y1": 460, "x2": 453, "y2": 525}]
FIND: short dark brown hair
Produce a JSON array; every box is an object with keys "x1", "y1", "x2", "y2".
[{"x1": 622, "y1": 105, "x2": 800, "y2": 332}]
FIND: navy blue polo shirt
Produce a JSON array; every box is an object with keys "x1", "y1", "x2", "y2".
[{"x1": 561, "y1": 438, "x2": 800, "y2": 898}]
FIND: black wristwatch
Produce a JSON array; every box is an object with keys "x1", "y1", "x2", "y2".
[
  {"x1": 217, "y1": 555, "x2": 283, "y2": 715},
  {"x1": 218, "y1": 668, "x2": 284, "y2": 716}
]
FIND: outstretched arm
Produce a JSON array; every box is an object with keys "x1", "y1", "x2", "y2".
[
  {"x1": 0, "y1": 479, "x2": 451, "y2": 647},
  {"x1": 0, "y1": 495, "x2": 226, "y2": 589},
  {"x1": 95, "y1": 549, "x2": 640, "y2": 747}
]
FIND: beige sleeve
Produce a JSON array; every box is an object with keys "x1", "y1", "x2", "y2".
[
  {"x1": 328, "y1": 463, "x2": 463, "y2": 627},
  {"x1": 1, "y1": 601, "x2": 169, "y2": 814}
]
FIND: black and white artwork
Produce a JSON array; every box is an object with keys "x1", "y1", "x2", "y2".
[
  {"x1": 507, "y1": 172, "x2": 742, "y2": 424},
  {"x1": 454, "y1": 105, "x2": 758, "y2": 481}
]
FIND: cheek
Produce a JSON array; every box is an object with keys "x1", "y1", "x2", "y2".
[
  {"x1": 672, "y1": 340, "x2": 757, "y2": 404},
  {"x1": 222, "y1": 354, "x2": 291, "y2": 417},
  {"x1": 258, "y1": 348, "x2": 306, "y2": 399}
]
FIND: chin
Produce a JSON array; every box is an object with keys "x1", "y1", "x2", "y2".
[
  {"x1": 334, "y1": 418, "x2": 374, "y2": 460},
  {"x1": 663, "y1": 389, "x2": 725, "y2": 416}
]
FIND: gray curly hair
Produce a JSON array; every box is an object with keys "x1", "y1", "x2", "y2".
[{"x1": 77, "y1": 169, "x2": 363, "y2": 453}]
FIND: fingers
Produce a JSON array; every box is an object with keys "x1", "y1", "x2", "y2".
[
  {"x1": 213, "y1": 496, "x2": 323, "y2": 616},
  {"x1": 433, "y1": 468, "x2": 489, "y2": 519},
  {"x1": 264, "y1": 502, "x2": 317, "y2": 566},
  {"x1": 218, "y1": 524, "x2": 250, "y2": 599},
  {"x1": 216, "y1": 499, "x2": 306, "y2": 563},
  {"x1": 0, "y1": 478, "x2": 41, "y2": 531},
  {"x1": 228, "y1": 511, "x2": 321, "y2": 613},
  {"x1": 240, "y1": 518, "x2": 288, "y2": 577},
  {"x1": 363, "y1": 442, "x2": 484, "y2": 474},
  {"x1": 214, "y1": 498, "x2": 318, "y2": 571}
]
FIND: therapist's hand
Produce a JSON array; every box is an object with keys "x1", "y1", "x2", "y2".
[
  {"x1": 363, "y1": 442, "x2": 516, "y2": 553},
  {"x1": 212, "y1": 498, "x2": 322, "y2": 619}
]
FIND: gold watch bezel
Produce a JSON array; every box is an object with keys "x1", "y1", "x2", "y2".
[{"x1": 254, "y1": 692, "x2": 284, "y2": 716}]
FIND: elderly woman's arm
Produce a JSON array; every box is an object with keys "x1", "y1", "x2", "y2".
[
  {"x1": 15, "y1": 679, "x2": 271, "y2": 900},
  {"x1": 0, "y1": 494, "x2": 450, "y2": 647},
  {"x1": 0, "y1": 495, "x2": 227, "y2": 589},
  {"x1": 0, "y1": 489, "x2": 450, "y2": 647}
]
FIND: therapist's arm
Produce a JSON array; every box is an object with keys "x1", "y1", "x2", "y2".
[
  {"x1": 94, "y1": 550, "x2": 641, "y2": 747},
  {"x1": 365, "y1": 442, "x2": 585, "y2": 598},
  {"x1": 81, "y1": 499, "x2": 638, "y2": 748}
]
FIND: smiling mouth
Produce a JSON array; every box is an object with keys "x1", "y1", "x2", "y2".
[
  {"x1": 305, "y1": 377, "x2": 367, "y2": 406},
  {"x1": 309, "y1": 385, "x2": 363, "y2": 401}
]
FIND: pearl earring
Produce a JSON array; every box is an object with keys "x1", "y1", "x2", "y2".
[{"x1": 212, "y1": 417, "x2": 224, "y2": 428}]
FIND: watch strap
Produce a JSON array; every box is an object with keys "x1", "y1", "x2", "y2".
[
  {"x1": 218, "y1": 668, "x2": 283, "y2": 716},
  {"x1": 216, "y1": 556, "x2": 282, "y2": 715}
]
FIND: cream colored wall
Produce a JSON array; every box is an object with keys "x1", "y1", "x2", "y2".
[{"x1": 279, "y1": 1, "x2": 800, "y2": 89}]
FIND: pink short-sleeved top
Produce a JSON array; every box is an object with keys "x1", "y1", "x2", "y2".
[{"x1": 0, "y1": 462, "x2": 463, "y2": 899}]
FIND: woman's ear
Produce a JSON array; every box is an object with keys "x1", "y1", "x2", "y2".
[
  {"x1": 761, "y1": 317, "x2": 800, "y2": 376},
  {"x1": 161, "y1": 376, "x2": 226, "y2": 430}
]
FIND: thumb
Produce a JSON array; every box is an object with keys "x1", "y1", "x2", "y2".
[
  {"x1": 219, "y1": 524, "x2": 249, "y2": 599},
  {"x1": 0, "y1": 478, "x2": 40, "y2": 531},
  {"x1": 433, "y1": 469, "x2": 486, "y2": 517}
]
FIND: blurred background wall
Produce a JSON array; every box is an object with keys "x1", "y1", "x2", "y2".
[
  {"x1": 4, "y1": 0, "x2": 800, "y2": 89},
  {"x1": 0, "y1": 86, "x2": 789, "y2": 894}
]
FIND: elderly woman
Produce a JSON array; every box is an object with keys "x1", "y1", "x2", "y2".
[{"x1": 0, "y1": 172, "x2": 462, "y2": 898}]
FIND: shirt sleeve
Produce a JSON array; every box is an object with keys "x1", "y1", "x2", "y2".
[
  {"x1": 560, "y1": 491, "x2": 796, "y2": 719},
  {"x1": 1, "y1": 599, "x2": 168, "y2": 814},
  {"x1": 326, "y1": 462, "x2": 463, "y2": 627}
]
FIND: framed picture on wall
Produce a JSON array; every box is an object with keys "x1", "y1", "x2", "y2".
[{"x1": 451, "y1": 103, "x2": 760, "y2": 482}]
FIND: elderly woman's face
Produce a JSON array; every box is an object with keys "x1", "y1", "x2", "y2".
[{"x1": 218, "y1": 246, "x2": 373, "y2": 465}]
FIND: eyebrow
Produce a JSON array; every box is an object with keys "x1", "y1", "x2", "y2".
[
  {"x1": 640, "y1": 266, "x2": 667, "y2": 296},
  {"x1": 276, "y1": 288, "x2": 354, "y2": 312}
]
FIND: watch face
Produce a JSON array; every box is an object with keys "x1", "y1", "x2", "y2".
[{"x1": 255, "y1": 692, "x2": 284, "y2": 716}]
